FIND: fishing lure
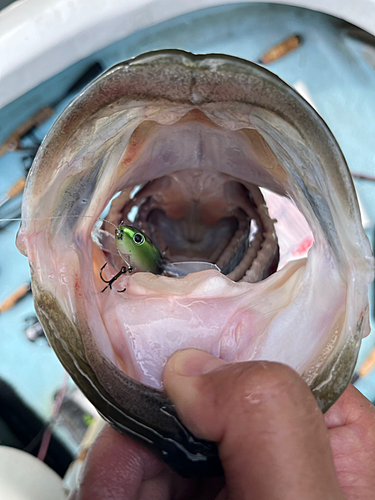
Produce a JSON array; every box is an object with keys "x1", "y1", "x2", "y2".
[
  {"x1": 100, "y1": 224, "x2": 221, "y2": 291},
  {"x1": 115, "y1": 225, "x2": 164, "y2": 274}
]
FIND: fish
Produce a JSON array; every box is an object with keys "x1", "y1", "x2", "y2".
[{"x1": 16, "y1": 50, "x2": 374, "y2": 477}]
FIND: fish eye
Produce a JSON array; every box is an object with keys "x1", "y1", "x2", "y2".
[{"x1": 133, "y1": 233, "x2": 144, "y2": 245}]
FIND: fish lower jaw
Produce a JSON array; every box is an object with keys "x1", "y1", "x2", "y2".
[{"x1": 95, "y1": 252, "x2": 347, "y2": 391}]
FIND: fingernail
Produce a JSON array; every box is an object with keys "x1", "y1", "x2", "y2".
[{"x1": 170, "y1": 349, "x2": 226, "y2": 377}]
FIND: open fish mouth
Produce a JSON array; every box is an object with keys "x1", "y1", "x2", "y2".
[{"x1": 17, "y1": 50, "x2": 374, "y2": 476}]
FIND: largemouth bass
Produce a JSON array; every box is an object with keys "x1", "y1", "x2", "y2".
[{"x1": 16, "y1": 50, "x2": 374, "y2": 477}]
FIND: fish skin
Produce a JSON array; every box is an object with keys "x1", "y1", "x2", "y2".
[{"x1": 17, "y1": 50, "x2": 374, "y2": 476}]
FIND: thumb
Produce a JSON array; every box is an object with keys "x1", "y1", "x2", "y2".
[{"x1": 163, "y1": 349, "x2": 344, "y2": 500}]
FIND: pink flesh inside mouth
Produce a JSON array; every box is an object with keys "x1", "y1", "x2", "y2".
[
  {"x1": 18, "y1": 107, "x2": 355, "y2": 391},
  {"x1": 73, "y1": 113, "x2": 348, "y2": 392}
]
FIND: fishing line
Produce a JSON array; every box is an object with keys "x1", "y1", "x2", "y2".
[
  {"x1": 0, "y1": 214, "x2": 128, "y2": 261},
  {"x1": 0, "y1": 215, "x2": 118, "y2": 226},
  {"x1": 0, "y1": 215, "x2": 130, "y2": 261}
]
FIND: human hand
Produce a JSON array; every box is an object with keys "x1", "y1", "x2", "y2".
[
  {"x1": 70, "y1": 349, "x2": 375, "y2": 499},
  {"x1": 324, "y1": 383, "x2": 375, "y2": 499}
]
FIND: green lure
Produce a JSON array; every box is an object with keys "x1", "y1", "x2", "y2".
[
  {"x1": 115, "y1": 224, "x2": 221, "y2": 277},
  {"x1": 115, "y1": 225, "x2": 163, "y2": 274}
]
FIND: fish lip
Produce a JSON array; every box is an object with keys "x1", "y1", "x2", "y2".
[{"x1": 18, "y1": 49, "x2": 374, "y2": 477}]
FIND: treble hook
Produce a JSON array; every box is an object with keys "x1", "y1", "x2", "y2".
[{"x1": 100, "y1": 263, "x2": 133, "y2": 293}]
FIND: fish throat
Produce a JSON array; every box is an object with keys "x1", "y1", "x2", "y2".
[{"x1": 102, "y1": 163, "x2": 279, "y2": 282}]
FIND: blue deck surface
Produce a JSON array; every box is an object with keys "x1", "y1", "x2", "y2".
[{"x1": 0, "y1": 3, "x2": 374, "y2": 451}]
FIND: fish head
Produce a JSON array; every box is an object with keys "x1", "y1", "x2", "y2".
[{"x1": 16, "y1": 50, "x2": 374, "y2": 477}]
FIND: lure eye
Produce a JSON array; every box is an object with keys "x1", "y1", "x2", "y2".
[{"x1": 133, "y1": 233, "x2": 144, "y2": 245}]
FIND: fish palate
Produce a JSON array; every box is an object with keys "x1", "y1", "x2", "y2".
[{"x1": 16, "y1": 50, "x2": 374, "y2": 476}]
